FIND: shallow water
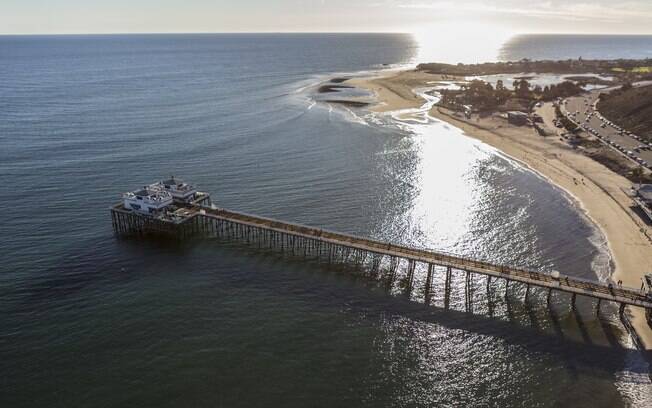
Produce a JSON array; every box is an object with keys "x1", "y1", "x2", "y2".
[{"x1": 1, "y1": 34, "x2": 651, "y2": 407}]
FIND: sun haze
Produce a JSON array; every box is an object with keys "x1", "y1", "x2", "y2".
[{"x1": 2, "y1": 0, "x2": 652, "y2": 35}]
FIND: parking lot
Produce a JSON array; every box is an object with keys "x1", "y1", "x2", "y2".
[{"x1": 561, "y1": 91, "x2": 652, "y2": 171}]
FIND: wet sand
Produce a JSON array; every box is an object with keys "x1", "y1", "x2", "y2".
[
  {"x1": 347, "y1": 70, "x2": 451, "y2": 112},
  {"x1": 352, "y1": 69, "x2": 652, "y2": 349}
]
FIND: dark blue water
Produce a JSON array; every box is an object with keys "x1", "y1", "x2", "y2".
[{"x1": 1, "y1": 34, "x2": 650, "y2": 407}]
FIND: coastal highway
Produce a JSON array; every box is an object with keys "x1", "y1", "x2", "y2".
[{"x1": 561, "y1": 90, "x2": 652, "y2": 172}]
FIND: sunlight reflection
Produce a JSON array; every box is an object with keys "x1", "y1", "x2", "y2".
[
  {"x1": 408, "y1": 120, "x2": 493, "y2": 252},
  {"x1": 413, "y1": 22, "x2": 514, "y2": 64}
]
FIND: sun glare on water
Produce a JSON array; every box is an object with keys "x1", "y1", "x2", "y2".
[{"x1": 413, "y1": 22, "x2": 515, "y2": 64}]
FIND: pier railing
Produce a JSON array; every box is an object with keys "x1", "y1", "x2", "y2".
[{"x1": 199, "y1": 206, "x2": 650, "y2": 307}]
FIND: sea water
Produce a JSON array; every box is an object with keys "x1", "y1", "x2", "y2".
[{"x1": 1, "y1": 33, "x2": 651, "y2": 407}]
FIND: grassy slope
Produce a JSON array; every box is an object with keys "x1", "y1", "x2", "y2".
[{"x1": 598, "y1": 85, "x2": 652, "y2": 141}]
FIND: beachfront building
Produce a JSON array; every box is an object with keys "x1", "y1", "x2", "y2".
[
  {"x1": 123, "y1": 187, "x2": 174, "y2": 215},
  {"x1": 150, "y1": 176, "x2": 199, "y2": 203},
  {"x1": 637, "y1": 184, "x2": 652, "y2": 205},
  {"x1": 507, "y1": 111, "x2": 529, "y2": 126},
  {"x1": 634, "y1": 184, "x2": 652, "y2": 222}
]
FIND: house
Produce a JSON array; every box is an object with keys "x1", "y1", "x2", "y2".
[
  {"x1": 123, "y1": 187, "x2": 173, "y2": 215},
  {"x1": 149, "y1": 176, "x2": 199, "y2": 203},
  {"x1": 634, "y1": 184, "x2": 652, "y2": 222},
  {"x1": 637, "y1": 184, "x2": 652, "y2": 205},
  {"x1": 507, "y1": 111, "x2": 529, "y2": 126}
]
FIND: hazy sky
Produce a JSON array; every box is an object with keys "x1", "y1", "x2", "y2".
[{"x1": 2, "y1": 0, "x2": 652, "y2": 35}]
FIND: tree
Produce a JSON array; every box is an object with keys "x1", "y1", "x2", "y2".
[
  {"x1": 632, "y1": 166, "x2": 644, "y2": 185},
  {"x1": 495, "y1": 80, "x2": 510, "y2": 105},
  {"x1": 514, "y1": 79, "x2": 531, "y2": 98}
]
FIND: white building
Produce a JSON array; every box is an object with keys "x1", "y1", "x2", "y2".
[
  {"x1": 150, "y1": 176, "x2": 198, "y2": 203},
  {"x1": 123, "y1": 187, "x2": 173, "y2": 215},
  {"x1": 634, "y1": 184, "x2": 652, "y2": 223},
  {"x1": 637, "y1": 184, "x2": 652, "y2": 206}
]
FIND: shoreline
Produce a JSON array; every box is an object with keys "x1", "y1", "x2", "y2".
[{"x1": 350, "y1": 69, "x2": 652, "y2": 349}]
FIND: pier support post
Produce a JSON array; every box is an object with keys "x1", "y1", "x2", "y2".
[
  {"x1": 525, "y1": 284, "x2": 530, "y2": 302},
  {"x1": 406, "y1": 260, "x2": 416, "y2": 295},
  {"x1": 371, "y1": 254, "x2": 382, "y2": 275},
  {"x1": 619, "y1": 303, "x2": 626, "y2": 316},
  {"x1": 388, "y1": 257, "x2": 399, "y2": 286},
  {"x1": 444, "y1": 267, "x2": 452, "y2": 309},
  {"x1": 504, "y1": 279, "x2": 509, "y2": 299},
  {"x1": 547, "y1": 288, "x2": 552, "y2": 305},
  {"x1": 571, "y1": 293, "x2": 577, "y2": 309},
  {"x1": 596, "y1": 299, "x2": 602, "y2": 315},
  {"x1": 425, "y1": 263, "x2": 434, "y2": 303},
  {"x1": 466, "y1": 271, "x2": 474, "y2": 311}
]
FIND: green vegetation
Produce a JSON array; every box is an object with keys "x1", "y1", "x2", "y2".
[
  {"x1": 438, "y1": 79, "x2": 583, "y2": 112},
  {"x1": 554, "y1": 105, "x2": 578, "y2": 132},
  {"x1": 612, "y1": 66, "x2": 652, "y2": 73},
  {"x1": 418, "y1": 58, "x2": 652, "y2": 77},
  {"x1": 597, "y1": 85, "x2": 652, "y2": 140}
]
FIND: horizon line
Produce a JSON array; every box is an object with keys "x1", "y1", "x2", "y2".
[{"x1": 2, "y1": 31, "x2": 652, "y2": 37}]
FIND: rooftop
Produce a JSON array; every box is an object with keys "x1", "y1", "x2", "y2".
[
  {"x1": 124, "y1": 187, "x2": 173, "y2": 202},
  {"x1": 154, "y1": 176, "x2": 196, "y2": 193},
  {"x1": 638, "y1": 184, "x2": 652, "y2": 202},
  {"x1": 161, "y1": 177, "x2": 182, "y2": 186}
]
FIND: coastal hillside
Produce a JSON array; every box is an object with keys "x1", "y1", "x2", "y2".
[
  {"x1": 598, "y1": 85, "x2": 652, "y2": 141},
  {"x1": 417, "y1": 59, "x2": 652, "y2": 77}
]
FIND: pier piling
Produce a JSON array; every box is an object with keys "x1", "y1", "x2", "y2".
[{"x1": 425, "y1": 263, "x2": 434, "y2": 303}]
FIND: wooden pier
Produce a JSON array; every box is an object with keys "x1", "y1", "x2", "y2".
[{"x1": 110, "y1": 200, "x2": 652, "y2": 318}]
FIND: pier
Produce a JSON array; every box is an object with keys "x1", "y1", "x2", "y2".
[{"x1": 111, "y1": 181, "x2": 652, "y2": 323}]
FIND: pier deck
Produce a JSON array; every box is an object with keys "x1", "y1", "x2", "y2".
[{"x1": 111, "y1": 201, "x2": 652, "y2": 312}]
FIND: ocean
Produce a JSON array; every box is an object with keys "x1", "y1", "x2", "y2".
[
  {"x1": 1, "y1": 33, "x2": 651, "y2": 407},
  {"x1": 500, "y1": 34, "x2": 652, "y2": 61}
]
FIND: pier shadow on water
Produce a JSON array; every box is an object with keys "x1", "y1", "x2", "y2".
[
  {"x1": 3, "y1": 235, "x2": 651, "y2": 407},
  {"x1": 9, "y1": 235, "x2": 649, "y2": 364}
]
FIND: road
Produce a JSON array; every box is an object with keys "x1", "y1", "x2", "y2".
[{"x1": 561, "y1": 90, "x2": 652, "y2": 172}]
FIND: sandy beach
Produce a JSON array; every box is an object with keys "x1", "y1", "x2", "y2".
[{"x1": 352, "y1": 69, "x2": 652, "y2": 349}]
